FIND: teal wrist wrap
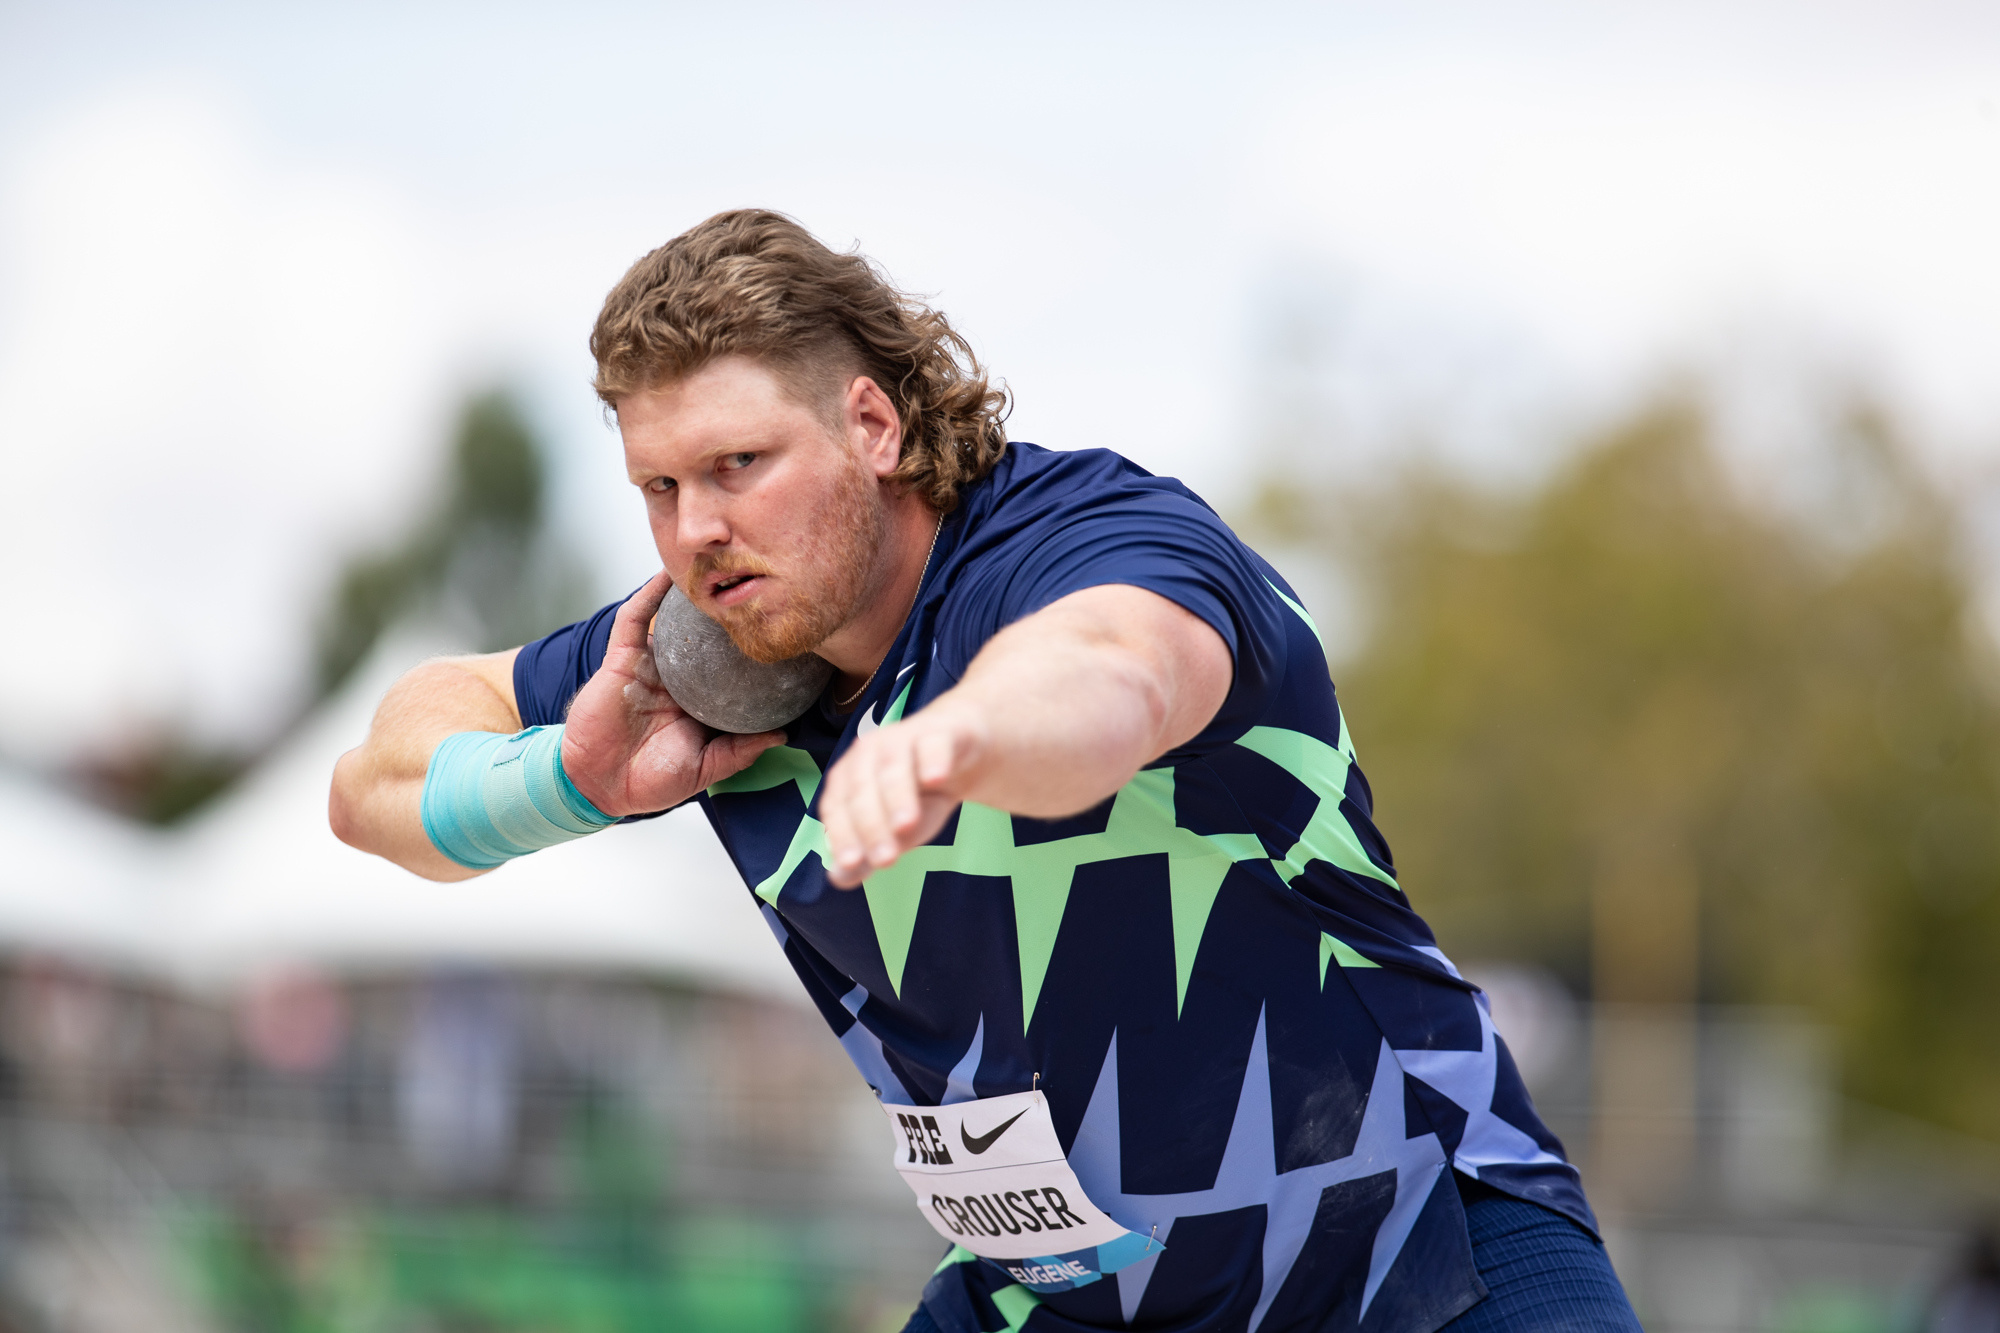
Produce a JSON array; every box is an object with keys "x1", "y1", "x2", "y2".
[{"x1": 419, "y1": 725, "x2": 615, "y2": 870}]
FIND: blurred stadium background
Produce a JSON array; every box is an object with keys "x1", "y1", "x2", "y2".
[{"x1": 8, "y1": 3, "x2": 2000, "y2": 1330}]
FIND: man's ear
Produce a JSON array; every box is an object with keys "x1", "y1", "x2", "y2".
[{"x1": 846, "y1": 375, "x2": 904, "y2": 478}]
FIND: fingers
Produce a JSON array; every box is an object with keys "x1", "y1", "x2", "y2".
[
  {"x1": 821, "y1": 718, "x2": 973, "y2": 889},
  {"x1": 818, "y1": 757, "x2": 875, "y2": 888},
  {"x1": 850, "y1": 746, "x2": 906, "y2": 872},
  {"x1": 878, "y1": 738, "x2": 925, "y2": 839},
  {"x1": 698, "y1": 729, "x2": 786, "y2": 790},
  {"x1": 607, "y1": 569, "x2": 675, "y2": 659}
]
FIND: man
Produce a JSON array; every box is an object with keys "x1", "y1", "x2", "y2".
[{"x1": 331, "y1": 210, "x2": 1639, "y2": 1333}]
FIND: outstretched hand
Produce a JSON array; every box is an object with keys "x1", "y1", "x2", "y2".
[
  {"x1": 812, "y1": 583, "x2": 1233, "y2": 889},
  {"x1": 818, "y1": 703, "x2": 990, "y2": 888},
  {"x1": 560, "y1": 570, "x2": 785, "y2": 817}
]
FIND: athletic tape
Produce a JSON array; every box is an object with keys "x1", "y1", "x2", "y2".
[{"x1": 420, "y1": 725, "x2": 615, "y2": 870}]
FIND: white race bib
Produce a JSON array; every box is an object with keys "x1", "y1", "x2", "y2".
[{"x1": 882, "y1": 1090, "x2": 1163, "y2": 1293}]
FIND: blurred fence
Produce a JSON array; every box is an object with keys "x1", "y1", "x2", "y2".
[
  {"x1": 0, "y1": 950, "x2": 1994, "y2": 1332},
  {"x1": 1479, "y1": 971, "x2": 2000, "y2": 1333},
  {"x1": 0, "y1": 958, "x2": 941, "y2": 1333}
]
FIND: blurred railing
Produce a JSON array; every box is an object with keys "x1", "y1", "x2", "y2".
[
  {"x1": 3, "y1": 957, "x2": 1995, "y2": 1332},
  {"x1": 0, "y1": 959, "x2": 942, "y2": 1333},
  {"x1": 1478, "y1": 967, "x2": 1995, "y2": 1333}
]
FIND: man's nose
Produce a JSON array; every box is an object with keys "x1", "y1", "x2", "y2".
[{"x1": 674, "y1": 487, "x2": 731, "y2": 552}]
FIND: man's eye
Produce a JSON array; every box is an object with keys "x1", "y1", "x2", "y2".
[
  {"x1": 646, "y1": 477, "x2": 676, "y2": 494},
  {"x1": 722, "y1": 452, "x2": 756, "y2": 471}
]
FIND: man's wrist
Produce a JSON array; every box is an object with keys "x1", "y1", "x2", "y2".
[
  {"x1": 421, "y1": 725, "x2": 616, "y2": 870},
  {"x1": 558, "y1": 730, "x2": 610, "y2": 816},
  {"x1": 560, "y1": 728, "x2": 650, "y2": 819},
  {"x1": 904, "y1": 699, "x2": 991, "y2": 794}
]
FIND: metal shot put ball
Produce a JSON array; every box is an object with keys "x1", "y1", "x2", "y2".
[{"x1": 650, "y1": 583, "x2": 834, "y2": 733}]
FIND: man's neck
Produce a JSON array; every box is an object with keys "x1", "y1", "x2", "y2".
[{"x1": 817, "y1": 491, "x2": 941, "y2": 700}]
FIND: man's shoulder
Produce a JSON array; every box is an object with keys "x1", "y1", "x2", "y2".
[
  {"x1": 928, "y1": 441, "x2": 1305, "y2": 715},
  {"x1": 962, "y1": 441, "x2": 1223, "y2": 541},
  {"x1": 514, "y1": 595, "x2": 625, "y2": 727},
  {"x1": 984, "y1": 440, "x2": 1196, "y2": 495}
]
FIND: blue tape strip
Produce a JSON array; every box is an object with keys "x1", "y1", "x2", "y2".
[{"x1": 420, "y1": 725, "x2": 614, "y2": 870}]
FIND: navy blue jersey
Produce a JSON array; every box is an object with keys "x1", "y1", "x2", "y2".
[{"x1": 515, "y1": 443, "x2": 1593, "y2": 1333}]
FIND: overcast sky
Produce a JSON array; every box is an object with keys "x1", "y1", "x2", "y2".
[{"x1": 4, "y1": 0, "x2": 2000, "y2": 759}]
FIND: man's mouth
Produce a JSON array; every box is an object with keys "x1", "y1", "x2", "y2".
[{"x1": 707, "y1": 571, "x2": 765, "y2": 604}]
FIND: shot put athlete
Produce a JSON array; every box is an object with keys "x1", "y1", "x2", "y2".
[{"x1": 330, "y1": 211, "x2": 1641, "y2": 1333}]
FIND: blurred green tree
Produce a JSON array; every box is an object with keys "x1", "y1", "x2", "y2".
[
  {"x1": 1252, "y1": 398, "x2": 2000, "y2": 1141},
  {"x1": 315, "y1": 388, "x2": 592, "y2": 693},
  {"x1": 80, "y1": 388, "x2": 590, "y2": 825}
]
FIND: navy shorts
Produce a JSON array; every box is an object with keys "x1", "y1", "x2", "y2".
[{"x1": 899, "y1": 1174, "x2": 1642, "y2": 1332}]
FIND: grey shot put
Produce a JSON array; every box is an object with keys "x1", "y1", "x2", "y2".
[{"x1": 650, "y1": 582, "x2": 833, "y2": 733}]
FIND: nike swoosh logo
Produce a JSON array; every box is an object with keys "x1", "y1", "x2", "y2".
[
  {"x1": 961, "y1": 1108, "x2": 1029, "y2": 1155},
  {"x1": 857, "y1": 661, "x2": 922, "y2": 738}
]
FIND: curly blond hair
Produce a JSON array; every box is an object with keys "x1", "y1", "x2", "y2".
[{"x1": 590, "y1": 210, "x2": 1010, "y2": 514}]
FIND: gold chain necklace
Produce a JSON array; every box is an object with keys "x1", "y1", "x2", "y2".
[{"x1": 834, "y1": 511, "x2": 945, "y2": 711}]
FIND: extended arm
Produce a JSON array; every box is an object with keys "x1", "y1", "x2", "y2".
[
  {"x1": 817, "y1": 583, "x2": 1233, "y2": 888},
  {"x1": 330, "y1": 571, "x2": 781, "y2": 881},
  {"x1": 329, "y1": 651, "x2": 523, "y2": 881}
]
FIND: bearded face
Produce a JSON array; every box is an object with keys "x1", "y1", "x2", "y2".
[{"x1": 683, "y1": 443, "x2": 887, "y2": 663}]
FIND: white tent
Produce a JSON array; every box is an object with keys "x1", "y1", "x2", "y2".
[
  {"x1": 0, "y1": 636, "x2": 799, "y2": 1000},
  {"x1": 0, "y1": 764, "x2": 162, "y2": 966}
]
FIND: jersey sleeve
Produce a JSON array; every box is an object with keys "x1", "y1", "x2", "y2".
[
  {"x1": 934, "y1": 479, "x2": 1290, "y2": 759},
  {"x1": 512, "y1": 596, "x2": 627, "y2": 727}
]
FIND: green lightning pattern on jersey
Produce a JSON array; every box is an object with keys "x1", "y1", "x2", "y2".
[
  {"x1": 521, "y1": 443, "x2": 1596, "y2": 1331},
  {"x1": 709, "y1": 679, "x2": 1395, "y2": 1025}
]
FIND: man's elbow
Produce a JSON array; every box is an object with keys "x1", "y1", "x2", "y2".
[
  {"x1": 327, "y1": 750, "x2": 371, "y2": 852},
  {"x1": 1104, "y1": 647, "x2": 1176, "y2": 759},
  {"x1": 1084, "y1": 594, "x2": 1229, "y2": 759}
]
